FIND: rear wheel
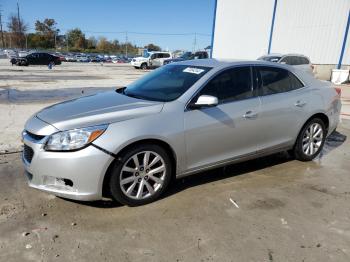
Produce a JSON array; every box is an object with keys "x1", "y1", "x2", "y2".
[
  {"x1": 109, "y1": 144, "x2": 172, "y2": 206},
  {"x1": 293, "y1": 118, "x2": 326, "y2": 161}
]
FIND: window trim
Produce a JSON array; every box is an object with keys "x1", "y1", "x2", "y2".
[
  {"x1": 254, "y1": 65, "x2": 306, "y2": 97},
  {"x1": 185, "y1": 65, "x2": 256, "y2": 111}
]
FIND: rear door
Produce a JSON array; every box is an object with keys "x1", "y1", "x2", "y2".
[
  {"x1": 184, "y1": 66, "x2": 261, "y2": 170},
  {"x1": 254, "y1": 66, "x2": 311, "y2": 152},
  {"x1": 150, "y1": 53, "x2": 162, "y2": 67},
  {"x1": 161, "y1": 53, "x2": 171, "y2": 65}
]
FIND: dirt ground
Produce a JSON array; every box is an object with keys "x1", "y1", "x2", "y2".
[{"x1": 0, "y1": 120, "x2": 349, "y2": 262}]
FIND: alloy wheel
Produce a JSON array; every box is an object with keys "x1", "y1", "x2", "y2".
[
  {"x1": 119, "y1": 151, "x2": 166, "y2": 200},
  {"x1": 302, "y1": 123, "x2": 323, "y2": 156}
]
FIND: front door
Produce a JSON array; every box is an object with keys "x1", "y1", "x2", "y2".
[{"x1": 184, "y1": 66, "x2": 261, "y2": 171}]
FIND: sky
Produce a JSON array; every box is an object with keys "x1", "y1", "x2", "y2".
[{"x1": 0, "y1": 0, "x2": 215, "y2": 51}]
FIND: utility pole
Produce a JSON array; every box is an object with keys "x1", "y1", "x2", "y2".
[
  {"x1": 0, "y1": 7, "x2": 5, "y2": 48},
  {"x1": 66, "y1": 34, "x2": 68, "y2": 51},
  {"x1": 17, "y1": 2, "x2": 22, "y2": 49},
  {"x1": 193, "y1": 33, "x2": 197, "y2": 52},
  {"x1": 125, "y1": 31, "x2": 128, "y2": 58}
]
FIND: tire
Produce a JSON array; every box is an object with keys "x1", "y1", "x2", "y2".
[
  {"x1": 293, "y1": 118, "x2": 326, "y2": 161},
  {"x1": 109, "y1": 144, "x2": 172, "y2": 206},
  {"x1": 140, "y1": 63, "x2": 148, "y2": 70}
]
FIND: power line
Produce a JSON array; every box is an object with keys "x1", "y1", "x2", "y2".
[{"x1": 25, "y1": 26, "x2": 211, "y2": 37}]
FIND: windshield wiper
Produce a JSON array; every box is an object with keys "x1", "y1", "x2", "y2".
[
  {"x1": 115, "y1": 86, "x2": 126, "y2": 94},
  {"x1": 116, "y1": 87, "x2": 145, "y2": 100},
  {"x1": 124, "y1": 92, "x2": 145, "y2": 100}
]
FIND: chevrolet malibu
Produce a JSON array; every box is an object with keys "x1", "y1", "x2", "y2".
[{"x1": 22, "y1": 59, "x2": 341, "y2": 206}]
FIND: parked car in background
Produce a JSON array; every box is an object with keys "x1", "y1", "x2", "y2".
[
  {"x1": 75, "y1": 55, "x2": 90, "y2": 63},
  {"x1": 131, "y1": 51, "x2": 172, "y2": 69},
  {"x1": 54, "y1": 52, "x2": 66, "y2": 62},
  {"x1": 11, "y1": 52, "x2": 61, "y2": 66},
  {"x1": 22, "y1": 59, "x2": 341, "y2": 206},
  {"x1": 258, "y1": 54, "x2": 314, "y2": 74},
  {"x1": 18, "y1": 51, "x2": 30, "y2": 57},
  {"x1": 163, "y1": 51, "x2": 209, "y2": 65},
  {"x1": 89, "y1": 55, "x2": 103, "y2": 62},
  {"x1": 112, "y1": 57, "x2": 128, "y2": 63},
  {"x1": 65, "y1": 54, "x2": 77, "y2": 62}
]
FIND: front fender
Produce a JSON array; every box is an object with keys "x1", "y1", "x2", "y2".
[{"x1": 92, "y1": 109, "x2": 186, "y2": 174}]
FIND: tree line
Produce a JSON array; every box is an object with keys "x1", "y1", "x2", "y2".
[{"x1": 1, "y1": 15, "x2": 161, "y2": 55}]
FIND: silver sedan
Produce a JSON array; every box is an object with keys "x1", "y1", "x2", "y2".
[{"x1": 22, "y1": 59, "x2": 341, "y2": 206}]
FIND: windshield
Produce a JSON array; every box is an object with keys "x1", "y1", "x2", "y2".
[
  {"x1": 143, "y1": 52, "x2": 150, "y2": 58},
  {"x1": 258, "y1": 56, "x2": 282, "y2": 62},
  {"x1": 123, "y1": 64, "x2": 211, "y2": 102}
]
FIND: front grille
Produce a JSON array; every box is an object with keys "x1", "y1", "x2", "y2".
[{"x1": 23, "y1": 144, "x2": 34, "y2": 163}]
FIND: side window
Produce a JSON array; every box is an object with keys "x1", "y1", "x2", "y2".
[
  {"x1": 198, "y1": 67, "x2": 253, "y2": 103},
  {"x1": 257, "y1": 66, "x2": 304, "y2": 95},
  {"x1": 280, "y1": 56, "x2": 293, "y2": 65},
  {"x1": 163, "y1": 53, "x2": 170, "y2": 58},
  {"x1": 299, "y1": 57, "x2": 309, "y2": 65}
]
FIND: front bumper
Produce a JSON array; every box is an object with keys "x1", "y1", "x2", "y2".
[
  {"x1": 131, "y1": 61, "x2": 143, "y2": 67},
  {"x1": 22, "y1": 134, "x2": 114, "y2": 201}
]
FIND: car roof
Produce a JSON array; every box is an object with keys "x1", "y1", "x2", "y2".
[
  {"x1": 262, "y1": 53, "x2": 310, "y2": 58},
  {"x1": 175, "y1": 58, "x2": 292, "y2": 69}
]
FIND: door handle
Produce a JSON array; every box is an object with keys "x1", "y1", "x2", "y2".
[
  {"x1": 243, "y1": 110, "x2": 258, "y2": 119},
  {"x1": 295, "y1": 100, "x2": 307, "y2": 107}
]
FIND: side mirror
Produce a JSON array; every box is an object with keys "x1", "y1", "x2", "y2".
[{"x1": 189, "y1": 95, "x2": 218, "y2": 109}]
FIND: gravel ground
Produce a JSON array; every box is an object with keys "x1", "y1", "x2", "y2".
[{"x1": 0, "y1": 121, "x2": 349, "y2": 261}]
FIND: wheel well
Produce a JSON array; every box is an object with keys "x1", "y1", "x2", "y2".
[
  {"x1": 102, "y1": 139, "x2": 177, "y2": 198},
  {"x1": 306, "y1": 113, "x2": 329, "y2": 131}
]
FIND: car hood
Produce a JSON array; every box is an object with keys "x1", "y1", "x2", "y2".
[
  {"x1": 133, "y1": 56, "x2": 148, "y2": 61},
  {"x1": 35, "y1": 91, "x2": 164, "y2": 131}
]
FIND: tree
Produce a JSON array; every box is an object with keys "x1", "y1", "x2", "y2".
[
  {"x1": 86, "y1": 36, "x2": 97, "y2": 49},
  {"x1": 96, "y1": 36, "x2": 111, "y2": 51},
  {"x1": 7, "y1": 14, "x2": 27, "y2": 48},
  {"x1": 34, "y1": 18, "x2": 59, "y2": 48},
  {"x1": 66, "y1": 28, "x2": 86, "y2": 50},
  {"x1": 144, "y1": 43, "x2": 161, "y2": 51}
]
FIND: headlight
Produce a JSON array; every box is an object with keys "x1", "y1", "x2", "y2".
[{"x1": 44, "y1": 124, "x2": 108, "y2": 151}]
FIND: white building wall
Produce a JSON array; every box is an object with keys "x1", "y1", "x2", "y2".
[
  {"x1": 212, "y1": 0, "x2": 350, "y2": 66},
  {"x1": 212, "y1": 0, "x2": 274, "y2": 59},
  {"x1": 271, "y1": 0, "x2": 350, "y2": 65}
]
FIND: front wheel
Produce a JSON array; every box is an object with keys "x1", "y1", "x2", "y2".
[
  {"x1": 140, "y1": 63, "x2": 148, "y2": 70},
  {"x1": 293, "y1": 118, "x2": 326, "y2": 161},
  {"x1": 109, "y1": 144, "x2": 172, "y2": 206}
]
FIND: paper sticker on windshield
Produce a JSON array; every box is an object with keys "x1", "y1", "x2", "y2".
[{"x1": 183, "y1": 67, "x2": 205, "y2": 75}]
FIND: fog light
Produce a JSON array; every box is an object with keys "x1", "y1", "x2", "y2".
[{"x1": 43, "y1": 176, "x2": 74, "y2": 191}]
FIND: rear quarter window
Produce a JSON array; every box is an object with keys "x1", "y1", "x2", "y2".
[{"x1": 257, "y1": 66, "x2": 304, "y2": 95}]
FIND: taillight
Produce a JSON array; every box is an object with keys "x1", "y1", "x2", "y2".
[{"x1": 335, "y1": 87, "x2": 342, "y2": 96}]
